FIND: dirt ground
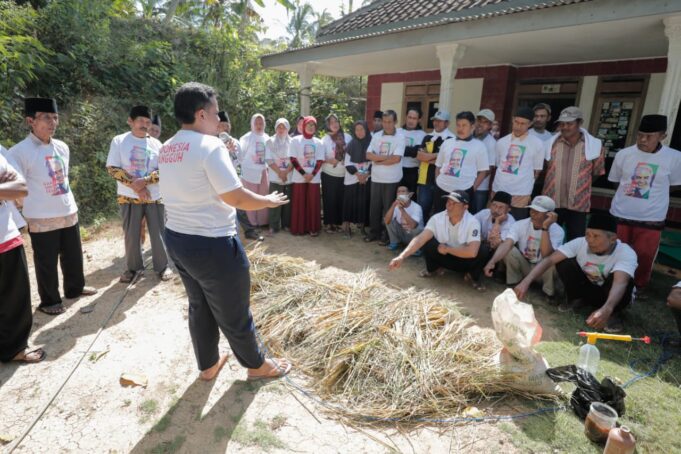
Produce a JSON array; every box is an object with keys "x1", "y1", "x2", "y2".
[{"x1": 0, "y1": 224, "x2": 550, "y2": 453}]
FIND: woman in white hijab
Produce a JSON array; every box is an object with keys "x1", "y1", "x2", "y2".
[
  {"x1": 239, "y1": 113, "x2": 270, "y2": 227},
  {"x1": 265, "y1": 118, "x2": 293, "y2": 234}
]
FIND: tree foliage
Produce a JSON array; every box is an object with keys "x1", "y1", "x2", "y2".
[{"x1": 0, "y1": 0, "x2": 365, "y2": 225}]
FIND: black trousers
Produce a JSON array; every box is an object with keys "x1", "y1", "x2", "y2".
[
  {"x1": 29, "y1": 224, "x2": 85, "y2": 307},
  {"x1": 370, "y1": 181, "x2": 399, "y2": 238},
  {"x1": 321, "y1": 173, "x2": 345, "y2": 226},
  {"x1": 423, "y1": 238, "x2": 488, "y2": 281},
  {"x1": 433, "y1": 185, "x2": 474, "y2": 214},
  {"x1": 165, "y1": 229, "x2": 264, "y2": 371},
  {"x1": 556, "y1": 258, "x2": 633, "y2": 314},
  {"x1": 555, "y1": 208, "x2": 587, "y2": 242},
  {"x1": 400, "y1": 167, "x2": 419, "y2": 195},
  {"x1": 0, "y1": 245, "x2": 33, "y2": 362}
]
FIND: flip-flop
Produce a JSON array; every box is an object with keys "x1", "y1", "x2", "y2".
[
  {"x1": 247, "y1": 359, "x2": 292, "y2": 381},
  {"x1": 38, "y1": 304, "x2": 65, "y2": 315},
  {"x1": 13, "y1": 348, "x2": 46, "y2": 363}
]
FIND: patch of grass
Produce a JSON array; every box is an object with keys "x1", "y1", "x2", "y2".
[
  {"x1": 122, "y1": 399, "x2": 132, "y2": 408},
  {"x1": 214, "y1": 426, "x2": 228, "y2": 443},
  {"x1": 139, "y1": 399, "x2": 159, "y2": 423},
  {"x1": 269, "y1": 414, "x2": 287, "y2": 431},
  {"x1": 149, "y1": 435, "x2": 186, "y2": 454},
  {"x1": 261, "y1": 383, "x2": 287, "y2": 395},
  {"x1": 153, "y1": 398, "x2": 180, "y2": 433},
  {"x1": 502, "y1": 275, "x2": 681, "y2": 453},
  {"x1": 232, "y1": 419, "x2": 286, "y2": 451}
]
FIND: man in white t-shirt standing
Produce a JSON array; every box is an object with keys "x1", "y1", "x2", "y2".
[
  {"x1": 484, "y1": 195, "x2": 564, "y2": 302},
  {"x1": 106, "y1": 105, "x2": 171, "y2": 283},
  {"x1": 515, "y1": 214, "x2": 637, "y2": 333},
  {"x1": 491, "y1": 107, "x2": 545, "y2": 220},
  {"x1": 8, "y1": 98, "x2": 97, "y2": 316},
  {"x1": 529, "y1": 103, "x2": 553, "y2": 142},
  {"x1": 388, "y1": 190, "x2": 487, "y2": 291},
  {"x1": 399, "y1": 108, "x2": 426, "y2": 195},
  {"x1": 365, "y1": 110, "x2": 405, "y2": 245},
  {"x1": 473, "y1": 109, "x2": 497, "y2": 213},
  {"x1": 384, "y1": 185, "x2": 424, "y2": 253},
  {"x1": 608, "y1": 114, "x2": 681, "y2": 296},
  {"x1": 159, "y1": 82, "x2": 291, "y2": 382}
]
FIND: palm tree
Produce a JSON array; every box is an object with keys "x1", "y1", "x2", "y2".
[{"x1": 286, "y1": 1, "x2": 315, "y2": 48}]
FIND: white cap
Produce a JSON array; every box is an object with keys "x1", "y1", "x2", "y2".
[
  {"x1": 526, "y1": 195, "x2": 555, "y2": 213},
  {"x1": 476, "y1": 109, "x2": 495, "y2": 122}
]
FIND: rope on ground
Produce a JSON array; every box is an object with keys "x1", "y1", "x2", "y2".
[{"x1": 9, "y1": 267, "x2": 147, "y2": 453}]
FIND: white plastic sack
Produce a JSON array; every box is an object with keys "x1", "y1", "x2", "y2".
[{"x1": 492, "y1": 289, "x2": 560, "y2": 394}]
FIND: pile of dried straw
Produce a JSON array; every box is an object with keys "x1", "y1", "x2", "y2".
[{"x1": 249, "y1": 247, "x2": 520, "y2": 421}]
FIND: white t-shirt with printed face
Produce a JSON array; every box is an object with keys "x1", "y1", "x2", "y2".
[
  {"x1": 265, "y1": 137, "x2": 292, "y2": 185},
  {"x1": 608, "y1": 145, "x2": 681, "y2": 222},
  {"x1": 392, "y1": 201, "x2": 424, "y2": 230},
  {"x1": 321, "y1": 133, "x2": 352, "y2": 178},
  {"x1": 425, "y1": 211, "x2": 481, "y2": 248},
  {"x1": 507, "y1": 218, "x2": 564, "y2": 264},
  {"x1": 106, "y1": 132, "x2": 162, "y2": 200},
  {"x1": 474, "y1": 208, "x2": 515, "y2": 242},
  {"x1": 558, "y1": 238, "x2": 637, "y2": 286},
  {"x1": 399, "y1": 128, "x2": 427, "y2": 168},
  {"x1": 435, "y1": 137, "x2": 489, "y2": 192},
  {"x1": 0, "y1": 145, "x2": 26, "y2": 229},
  {"x1": 343, "y1": 152, "x2": 371, "y2": 186},
  {"x1": 288, "y1": 136, "x2": 325, "y2": 184},
  {"x1": 239, "y1": 131, "x2": 270, "y2": 184},
  {"x1": 492, "y1": 134, "x2": 545, "y2": 195},
  {"x1": 159, "y1": 130, "x2": 242, "y2": 237},
  {"x1": 8, "y1": 133, "x2": 78, "y2": 219},
  {"x1": 477, "y1": 134, "x2": 497, "y2": 191},
  {"x1": 367, "y1": 131, "x2": 405, "y2": 184},
  {"x1": 0, "y1": 154, "x2": 21, "y2": 243}
]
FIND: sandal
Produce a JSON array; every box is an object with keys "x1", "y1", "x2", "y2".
[
  {"x1": 309, "y1": 232, "x2": 319, "y2": 237},
  {"x1": 38, "y1": 304, "x2": 65, "y2": 315},
  {"x1": 464, "y1": 273, "x2": 486, "y2": 292},
  {"x1": 419, "y1": 269, "x2": 434, "y2": 278},
  {"x1": 12, "y1": 348, "x2": 46, "y2": 364},
  {"x1": 247, "y1": 358, "x2": 292, "y2": 381}
]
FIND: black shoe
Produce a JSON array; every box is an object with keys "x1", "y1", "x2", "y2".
[{"x1": 245, "y1": 231, "x2": 264, "y2": 241}]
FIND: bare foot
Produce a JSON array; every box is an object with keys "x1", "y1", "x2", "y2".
[
  {"x1": 199, "y1": 354, "x2": 229, "y2": 381},
  {"x1": 247, "y1": 358, "x2": 292, "y2": 381}
]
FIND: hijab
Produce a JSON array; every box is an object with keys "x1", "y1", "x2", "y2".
[
  {"x1": 302, "y1": 116, "x2": 317, "y2": 139},
  {"x1": 346, "y1": 120, "x2": 372, "y2": 164},
  {"x1": 326, "y1": 113, "x2": 346, "y2": 161},
  {"x1": 270, "y1": 118, "x2": 291, "y2": 157}
]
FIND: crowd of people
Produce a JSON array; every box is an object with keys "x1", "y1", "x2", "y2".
[{"x1": 1, "y1": 87, "x2": 680, "y2": 380}]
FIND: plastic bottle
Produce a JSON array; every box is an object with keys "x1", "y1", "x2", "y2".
[
  {"x1": 577, "y1": 343, "x2": 600, "y2": 375},
  {"x1": 604, "y1": 426, "x2": 636, "y2": 454}
]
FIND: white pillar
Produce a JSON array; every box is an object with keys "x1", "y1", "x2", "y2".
[
  {"x1": 436, "y1": 43, "x2": 466, "y2": 115},
  {"x1": 297, "y1": 63, "x2": 317, "y2": 116},
  {"x1": 659, "y1": 16, "x2": 681, "y2": 143}
]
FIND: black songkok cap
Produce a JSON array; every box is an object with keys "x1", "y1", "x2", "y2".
[
  {"x1": 218, "y1": 111, "x2": 230, "y2": 123},
  {"x1": 587, "y1": 213, "x2": 618, "y2": 233},
  {"x1": 25, "y1": 98, "x2": 58, "y2": 116},
  {"x1": 492, "y1": 191, "x2": 512, "y2": 206},
  {"x1": 129, "y1": 105, "x2": 151, "y2": 120},
  {"x1": 638, "y1": 114, "x2": 667, "y2": 133},
  {"x1": 151, "y1": 114, "x2": 161, "y2": 126},
  {"x1": 515, "y1": 106, "x2": 535, "y2": 122},
  {"x1": 373, "y1": 110, "x2": 384, "y2": 119}
]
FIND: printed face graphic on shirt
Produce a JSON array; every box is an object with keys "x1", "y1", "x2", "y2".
[
  {"x1": 254, "y1": 141, "x2": 266, "y2": 164},
  {"x1": 128, "y1": 146, "x2": 149, "y2": 178},
  {"x1": 582, "y1": 261, "x2": 606, "y2": 285},
  {"x1": 277, "y1": 156, "x2": 288, "y2": 170},
  {"x1": 523, "y1": 235, "x2": 540, "y2": 262},
  {"x1": 303, "y1": 144, "x2": 316, "y2": 167},
  {"x1": 356, "y1": 161, "x2": 369, "y2": 174},
  {"x1": 501, "y1": 144, "x2": 525, "y2": 175},
  {"x1": 445, "y1": 148, "x2": 467, "y2": 177},
  {"x1": 407, "y1": 137, "x2": 415, "y2": 147},
  {"x1": 379, "y1": 141, "x2": 391, "y2": 156},
  {"x1": 624, "y1": 162, "x2": 657, "y2": 199},
  {"x1": 44, "y1": 155, "x2": 69, "y2": 195}
]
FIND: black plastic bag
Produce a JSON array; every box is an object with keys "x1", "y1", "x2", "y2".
[{"x1": 545, "y1": 365, "x2": 626, "y2": 419}]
